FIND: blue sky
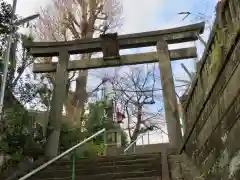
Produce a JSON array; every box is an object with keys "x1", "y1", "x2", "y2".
[
  {"x1": 7, "y1": 0, "x2": 217, "y2": 144},
  {"x1": 157, "y1": 0, "x2": 216, "y2": 94},
  {"x1": 115, "y1": 0, "x2": 217, "y2": 98}
]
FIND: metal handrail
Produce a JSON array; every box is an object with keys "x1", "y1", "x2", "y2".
[
  {"x1": 19, "y1": 128, "x2": 106, "y2": 180},
  {"x1": 124, "y1": 134, "x2": 144, "y2": 154}
]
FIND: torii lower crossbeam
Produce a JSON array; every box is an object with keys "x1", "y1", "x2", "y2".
[{"x1": 33, "y1": 47, "x2": 196, "y2": 73}]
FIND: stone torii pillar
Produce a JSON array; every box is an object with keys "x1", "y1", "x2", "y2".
[
  {"x1": 44, "y1": 50, "x2": 69, "y2": 157},
  {"x1": 157, "y1": 39, "x2": 183, "y2": 148}
]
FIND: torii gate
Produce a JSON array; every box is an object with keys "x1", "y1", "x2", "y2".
[{"x1": 24, "y1": 22, "x2": 204, "y2": 157}]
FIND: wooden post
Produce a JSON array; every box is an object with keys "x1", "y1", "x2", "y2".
[
  {"x1": 157, "y1": 39, "x2": 183, "y2": 148},
  {"x1": 44, "y1": 50, "x2": 69, "y2": 157}
]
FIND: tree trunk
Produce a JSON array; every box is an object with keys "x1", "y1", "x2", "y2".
[
  {"x1": 65, "y1": 70, "x2": 88, "y2": 125},
  {"x1": 64, "y1": 15, "x2": 95, "y2": 124},
  {"x1": 131, "y1": 105, "x2": 142, "y2": 143}
]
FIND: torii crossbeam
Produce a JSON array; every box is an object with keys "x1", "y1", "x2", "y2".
[
  {"x1": 33, "y1": 47, "x2": 197, "y2": 73},
  {"x1": 24, "y1": 22, "x2": 204, "y2": 56},
  {"x1": 23, "y1": 22, "x2": 205, "y2": 157}
]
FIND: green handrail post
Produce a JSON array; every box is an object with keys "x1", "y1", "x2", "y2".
[
  {"x1": 103, "y1": 130, "x2": 107, "y2": 155},
  {"x1": 71, "y1": 151, "x2": 76, "y2": 180}
]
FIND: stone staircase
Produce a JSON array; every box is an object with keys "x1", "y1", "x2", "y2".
[
  {"x1": 28, "y1": 153, "x2": 162, "y2": 180},
  {"x1": 2, "y1": 152, "x2": 203, "y2": 179}
]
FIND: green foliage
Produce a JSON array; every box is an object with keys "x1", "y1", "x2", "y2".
[
  {"x1": 74, "y1": 142, "x2": 105, "y2": 158},
  {"x1": 0, "y1": 0, "x2": 12, "y2": 33},
  {"x1": 0, "y1": 105, "x2": 45, "y2": 170},
  {"x1": 59, "y1": 122, "x2": 85, "y2": 152},
  {"x1": 86, "y1": 100, "x2": 114, "y2": 134},
  {"x1": 0, "y1": 0, "x2": 17, "y2": 57},
  {"x1": 0, "y1": 79, "x2": 50, "y2": 169},
  {"x1": 58, "y1": 99, "x2": 111, "y2": 157},
  {"x1": 86, "y1": 99, "x2": 128, "y2": 145},
  {"x1": 121, "y1": 130, "x2": 128, "y2": 147},
  {"x1": 59, "y1": 99, "x2": 128, "y2": 157}
]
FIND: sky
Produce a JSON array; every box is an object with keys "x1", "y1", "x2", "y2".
[{"x1": 6, "y1": 0, "x2": 217, "y2": 145}]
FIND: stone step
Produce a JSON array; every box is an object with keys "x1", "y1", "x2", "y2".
[
  {"x1": 21, "y1": 153, "x2": 162, "y2": 180},
  {"x1": 38, "y1": 162, "x2": 158, "y2": 177},
  {"x1": 31, "y1": 170, "x2": 158, "y2": 180},
  {"x1": 47, "y1": 157, "x2": 159, "y2": 171},
  {"x1": 31, "y1": 177, "x2": 158, "y2": 180},
  {"x1": 52, "y1": 153, "x2": 161, "y2": 166}
]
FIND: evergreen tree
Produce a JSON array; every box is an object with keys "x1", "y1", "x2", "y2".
[{"x1": 0, "y1": 0, "x2": 16, "y2": 57}]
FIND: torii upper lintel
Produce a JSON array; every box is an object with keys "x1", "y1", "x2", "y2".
[{"x1": 23, "y1": 22, "x2": 205, "y2": 57}]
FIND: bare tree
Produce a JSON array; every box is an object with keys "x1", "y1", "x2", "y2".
[
  {"x1": 32, "y1": 0, "x2": 122, "y2": 125},
  {"x1": 107, "y1": 65, "x2": 167, "y2": 143}
]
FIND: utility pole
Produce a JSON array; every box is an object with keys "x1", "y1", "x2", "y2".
[
  {"x1": 0, "y1": 0, "x2": 39, "y2": 120},
  {"x1": 0, "y1": 0, "x2": 17, "y2": 120}
]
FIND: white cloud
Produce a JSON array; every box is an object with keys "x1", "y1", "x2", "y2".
[
  {"x1": 6, "y1": 0, "x2": 49, "y2": 17},
  {"x1": 120, "y1": 0, "x2": 165, "y2": 34}
]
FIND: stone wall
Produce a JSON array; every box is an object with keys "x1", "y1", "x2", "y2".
[
  {"x1": 180, "y1": 0, "x2": 240, "y2": 179},
  {"x1": 168, "y1": 153, "x2": 204, "y2": 180}
]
